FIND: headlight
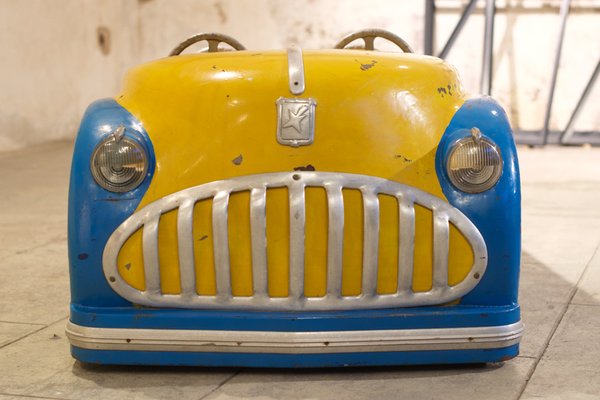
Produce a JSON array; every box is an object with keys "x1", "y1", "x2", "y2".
[
  {"x1": 90, "y1": 126, "x2": 148, "y2": 193},
  {"x1": 446, "y1": 128, "x2": 503, "y2": 193}
]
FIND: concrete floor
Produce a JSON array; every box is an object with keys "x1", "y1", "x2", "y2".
[{"x1": 0, "y1": 141, "x2": 599, "y2": 400}]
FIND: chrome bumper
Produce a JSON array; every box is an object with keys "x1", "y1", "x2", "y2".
[{"x1": 66, "y1": 320, "x2": 523, "y2": 354}]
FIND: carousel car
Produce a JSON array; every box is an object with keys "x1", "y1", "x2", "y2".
[{"x1": 66, "y1": 30, "x2": 522, "y2": 367}]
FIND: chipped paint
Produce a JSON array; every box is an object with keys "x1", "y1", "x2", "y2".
[
  {"x1": 360, "y1": 60, "x2": 377, "y2": 71},
  {"x1": 232, "y1": 154, "x2": 243, "y2": 165}
]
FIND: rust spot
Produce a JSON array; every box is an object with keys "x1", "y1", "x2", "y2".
[
  {"x1": 447, "y1": 84, "x2": 453, "y2": 96},
  {"x1": 51, "y1": 334, "x2": 61, "y2": 340},
  {"x1": 360, "y1": 60, "x2": 377, "y2": 71},
  {"x1": 78, "y1": 253, "x2": 88, "y2": 260},
  {"x1": 324, "y1": 341, "x2": 330, "y2": 346},
  {"x1": 474, "y1": 272, "x2": 480, "y2": 279},
  {"x1": 437, "y1": 87, "x2": 447, "y2": 97},
  {"x1": 199, "y1": 235, "x2": 208, "y2": 241},
  {"x1": 293, "y1": 164, "x2": 315, "y2": 171},
  {"x1": 500, "y1": 355, "x2": 514, "y2": 362},
  {"x1": 126, "y1": 338, "x2": 132, "y2": 343},
  {"x1": 124, "y1": 263, "x2": 131, "y2": 270},
  {"x1": 232, "y1": 154, "x2": 243, "y2": 165}
]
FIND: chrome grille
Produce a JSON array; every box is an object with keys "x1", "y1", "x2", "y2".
[{"x1": 103, "y1": 171, "x2": 487, "y2": 310}]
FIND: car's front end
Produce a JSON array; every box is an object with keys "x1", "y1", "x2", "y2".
[{"x1": 67, "y1": 31, "x2": 521, "y2": 367}]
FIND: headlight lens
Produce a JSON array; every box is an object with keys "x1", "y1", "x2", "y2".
[
  {"x1": 90, "y1": 126, "x2": 148, "y2": 193},
  {"x1": 446, "y1": 128, "x2": 503, "y2": 193}
]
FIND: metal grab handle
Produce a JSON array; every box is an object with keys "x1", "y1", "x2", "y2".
[
  {"x1": 169, "y1": 33, "x2": 246, "y2": 56},
  {"x1": 334, "y1": 29, "x2": 413, "y2": 53}
]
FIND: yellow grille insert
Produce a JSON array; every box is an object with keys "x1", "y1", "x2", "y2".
[
  {"x1": 266, "y1": 187, "x2": 289, "y2": 297},
  {"x1": 117, "y1": 228, "x2": 145, "y2": 291},
  {"x1": 158, "y1": 210, "x2": 181, "y2": 294},
  {"x1": 304, "y1": 187, "x2": 328, "y2": 297},
  {"x1": 377, "y1": 194, "x2": 400, "y2": 294}
]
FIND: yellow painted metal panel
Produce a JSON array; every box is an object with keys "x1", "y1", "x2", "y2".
[{"x1": 114, "y1": 50, "x2": 475, "y2": 300}]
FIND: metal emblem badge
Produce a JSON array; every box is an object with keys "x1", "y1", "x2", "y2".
[{"x1": 276, "y1": 97, "x2": 316, "y2": 147}]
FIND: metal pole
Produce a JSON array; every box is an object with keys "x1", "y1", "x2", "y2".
[
  {"x1": 480, "y1": 0, "x2": 495, "y2": 95},
  {"x1": 438, "y1": 0, "x2": 480, "y2": 59},
  {"x1": 541, "y1": 0, "x2": 571, "y2": 145},
  {"x1": 424, "y1": 0, "x2": 436, "y2": 55},
  {"x1": 560, "y1": 60, "x2": 600, "y2": 144}
]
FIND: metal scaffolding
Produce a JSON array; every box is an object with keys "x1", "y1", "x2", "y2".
[{"x1": 423, "y1": 0, "x2": 599, "y2": 146}]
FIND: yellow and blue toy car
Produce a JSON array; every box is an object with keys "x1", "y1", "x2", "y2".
[{"x1": 66, "y1": 30, "x2": 522, "y2": 367}]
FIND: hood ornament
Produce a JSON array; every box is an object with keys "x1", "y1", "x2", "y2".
[{"x1": 276, "y1": 98, "x2": 316, "y2": 147}]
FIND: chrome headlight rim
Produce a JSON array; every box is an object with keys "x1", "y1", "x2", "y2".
[
  {"x1": 90, "y1": 126, "x2": 149, "y2": 193},
  {"x1": 445, "y1": 131, "x2": 503, "y2": 194}
]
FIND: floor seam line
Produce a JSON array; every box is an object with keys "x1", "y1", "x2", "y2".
[
  {"x1": 0, "y1": 325, "x2": 48, "y2": 350},
  {"x1": 568, "y1": 302, "x2": 600, "y2": 307},
  {"x1": 0, "y1": 391, "x2": 72, "y2": 400},
  {"x1": 0, "y1": 320, "x2": 47, "y2": 326},
  {"x1": 0, "y1": 316, "x2": 68, "y2": 350},
  {"x1": 515, "y1": 240, "x2": 600, "y2": 400},
  {"x1": 197, "y1": 369, "x2": 242, "y2": 400}
]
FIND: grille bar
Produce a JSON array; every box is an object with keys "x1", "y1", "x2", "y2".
[
  {"x1": 177, "y1": 199, "x2": 196, "y2": 297},
  {"x1": 212, "y1": 191, "x2": 231, "y2": 299},
  {"x1": 397, "y1": 195, "x2": 415, "y2": 293},
  {"x1": 250, "y1": 187, "x2": 268, "y2": 298},
  {"x1": 361, "y1": 189, "x2": 379, "y2": 298},
  {"x1": 433, "y1": 210, "x2": 450, "y2": 291},
  {"x1": 326, "y1": 184, "x2": 344, "y2": 297},
  {"x1": 142, "y1": 215, "x2": 161, "y2": 296},
  {"x1": 103, "y1": 171, "x2": 488, "y2": 311},
  {"x1": 289, "y1": 183, "x2": 306, "y2": 301}
]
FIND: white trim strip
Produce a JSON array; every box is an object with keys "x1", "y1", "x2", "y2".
[{"x1": 66, "y1": 320, "x2": 523, "y2": 354}]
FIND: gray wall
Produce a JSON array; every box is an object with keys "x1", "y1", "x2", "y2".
[{"x1": 1, "y1": 0, "x2": 598, "y2": 152}]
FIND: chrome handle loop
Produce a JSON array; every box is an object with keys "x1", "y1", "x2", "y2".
[
  {"x1": 334, "y1": 29, "x2": 413, "y2": 53},
  {"x1": 169, "y1": 33, "x2": 246, "y2": 56}
]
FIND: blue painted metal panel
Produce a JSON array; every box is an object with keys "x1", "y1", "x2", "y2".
[
  {"x1": 70, "y1": 303, "x2": 520, "y2": 331},
  {"x1": 435, "y1": 96, "x2": 521, "y2": 307},
  {"x1": 68, "y1": 99, "x2": 155, "y2": 307}
]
